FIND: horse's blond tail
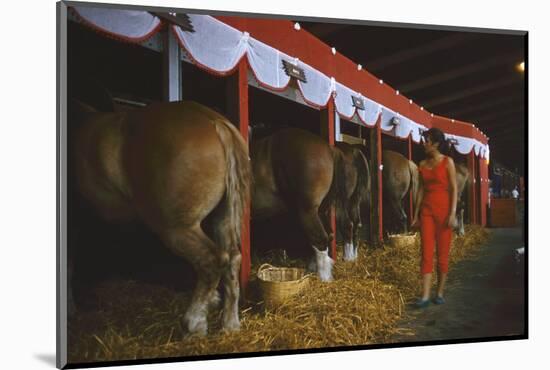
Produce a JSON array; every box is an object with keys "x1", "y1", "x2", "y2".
[
  {"x1": 408, "y1": 160, "x2": 419, "y2": 214},
  {"x1": 330, "y1": 146, "x2": 351, "y2": 230},
  {"x1": 352, "y1": 147, "x2": 371, "y2": 207},
  {"x1": 213, "y1": 119, "x2": 252, "y2": 252}
]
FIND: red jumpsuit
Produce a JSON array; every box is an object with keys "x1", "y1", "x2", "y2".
[{"x1": 419, "y1": 156, "x2": 452, "y2": 275}]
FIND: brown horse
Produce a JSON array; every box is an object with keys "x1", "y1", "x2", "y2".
[
  {"x1": 455, "y1": 162, "x2": 471, "y2": 236},
  {"x1": 71, "y1": 100, "x2": 251, "y2": 335},
  {"x1": 381, "y1": 151, "x2": 470, "y2": 235},
  {"x1": 250, "y1": 128, "x2": 345, "y2": 281},
  {"x1": 381, "y1": 150, "x2": 419, "y2": 234},
  {"x1": 335, "y1": 142, "x2": 371, "y2": 261}
]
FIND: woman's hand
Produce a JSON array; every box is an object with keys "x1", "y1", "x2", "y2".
[{"x1": 447, "y1": 212, "x2": 457, "y2": 229}]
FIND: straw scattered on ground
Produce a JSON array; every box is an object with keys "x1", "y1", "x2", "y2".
[{"x1": 68, "y1": 225, "x2": 490, "y2": 363}]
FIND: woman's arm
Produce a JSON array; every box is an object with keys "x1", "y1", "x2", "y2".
[{"x1": 446, "y1": 157, "x2": 458, "y2": 226}]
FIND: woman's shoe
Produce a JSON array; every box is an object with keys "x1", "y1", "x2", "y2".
[
  {"x1": 414, "y1": 298, "x2": 430, "y2": 308},
  {"x1": 433, "y1": 296, "x2": 446, "y2": 305}
]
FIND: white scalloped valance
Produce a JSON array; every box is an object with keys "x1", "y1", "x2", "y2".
[
  {"x1": 445, "y1": 133, "x2": 489, "y2": 157},
  {"x1": 69, "y1": 6, "x2": 490, "y2": 159},
  {"x1": 379, "y1": 106, "x2": 428, "y2": 143},
  {"x1": 71, "y1": 6, "x2": 162, "y2": 42},
  {"x1": 334, "y1": 82, "x2": 380, "y2": 127},
  {"x1": 172, "y1": 15, "x2": 248, "y2": 74}
]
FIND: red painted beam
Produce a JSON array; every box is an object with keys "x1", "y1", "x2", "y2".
[
  {"x1": 408, "y1": 136, "x2": 414, "y2": 224},
  {"x1": 322, "y1": 98, "x2": 337, "y2": 260},
  {"x1": 236, "y1": 59, "x2": 251, "y2": 291},
  {"x1": 377, "y1": 119, "x2": 384, "y2": 242},
  {"x1": 478, "y1": 156, "x2": 489, "y2": 226},
  {"x1": 215, "y1": 15, "x2": 489, "y2": 144},
  {"x1": 467, "y1": 151, "x2": 478, "y2": 225}
]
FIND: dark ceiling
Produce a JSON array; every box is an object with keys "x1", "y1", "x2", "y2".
[{"x1": 299, "y1": 21, "x2": 526, "y2": 174}]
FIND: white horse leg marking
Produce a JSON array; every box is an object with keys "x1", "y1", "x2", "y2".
[
  {"x1": 184, "y1": 283, "x2": 209, "y2": 335},
  {"x1": 222, "y1": 252, "x2": 241, "y2": 332},
  {"x1": 163, "y1": 227, "x2": 221, "y2": 336},
  {"x1": 313, "y1": 246, "x2": 334, "y2": 282},
  {"x1": 459, "y1": 208, "x2": 465, "y2": 236},
  {"x1": 344, "y1": 242, "x2": 354, "y2": 261},
  {"x1": 307, "y1": 256, "x2": 318, "y2": 272}
]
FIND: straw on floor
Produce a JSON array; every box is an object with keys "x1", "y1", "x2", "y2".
[{"x1": 68, "y1": 225, "x2": 490, "y2": 363}]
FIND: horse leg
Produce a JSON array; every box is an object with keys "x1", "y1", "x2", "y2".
[
  {"x1": 319, "y1": 200, "x2": 334, "y2": 243},
  {"x1": 297, "y1": 206, "x2": 334, "y2": 282},
  {"x1": 334, "y1": 203, "x2": 354, "y2": 262},
  {"x1": 162, "y1": 225, "x2": 222, "y2": 336},
  {"x1": 389, "y1": 197, "x2": 408, "y2": 234},
  {"x1": 311, "y1": 201, "x2": 333, "y2": 271},
  {"x1": 221, "y1": 247, "x2": 241, "y2": 331},
  {"x1": 458, "y1": 208, "x2": 465, "y2": 236},
  {"x1": 400, "y1": 205, "x2": 409, "y2": 234},
  {"x1": 350, "y1": 204, "x2": 362, "y2": 260}
]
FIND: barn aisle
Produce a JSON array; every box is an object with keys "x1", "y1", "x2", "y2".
[{"x1": 391, "y1": 228, "x2": 526, "y2": 343}]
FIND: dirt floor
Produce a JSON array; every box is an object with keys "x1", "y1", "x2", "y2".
[{"x1": 390, "y1": 227, "x2": 526, "y2": 343}]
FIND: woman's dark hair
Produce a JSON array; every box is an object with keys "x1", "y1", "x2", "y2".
[{"x1": 422, "y1": 127, "x2": 451, "y2": 155}]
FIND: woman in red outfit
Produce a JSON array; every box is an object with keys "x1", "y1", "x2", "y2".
[{"x1": 411, "y1": 128, "x2": 458, "y2": 308}]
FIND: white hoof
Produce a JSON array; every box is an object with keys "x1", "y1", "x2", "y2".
[
  {"x1": 222, "y1": 313, "x2": 241, "y2": 332},
  {"x1": 343, "y1": 242, "x2": 354, "y2": 261},
  {"x1": 313, "y1": 246, "x2": 334, "y2": 282},
  {"x1": 185, "y1": 311, "x2": 208, "y2": 336}
]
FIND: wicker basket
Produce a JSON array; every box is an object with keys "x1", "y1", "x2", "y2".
[
  {"x1": 257, "y1": 264, "x2": 311, "y2": 307},
  {"x1": 388, "y1": 233, "x2": 418, "y2": 248}
]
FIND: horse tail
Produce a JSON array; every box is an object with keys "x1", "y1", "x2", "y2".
[
  {"x1": 212, "y1": 119, "x2": 252, "y2": 252},
  {"x1": 352, "y1": 147, "x2": 371, "y2": 208},
  {"x1": 329, "y1": 146, "x2": 350, "y2": 230},
  {"x1": 408, "y1": 160, "x2": 419, "y2": 214},
  {"x1": 461, "y1": 165, "x2": 473, "y2": 212}
]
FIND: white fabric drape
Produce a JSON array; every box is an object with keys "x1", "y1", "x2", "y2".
[
  {"x1": 173, "y1": 15, "x2": 247, "y2": 74},
  {"x1": 296, "y1": 64, "x2": 333, "y2": 107},
  {"x1": 71, "y1": 6, "x2": 161, "y2": 41},
  {"x1": 71, "y1": 6, "x2": 490, "y2": 159},
  {"x1": 247, "y1": 39, "x2": 291, "y2": 89},
  {"x1": 445, "y1": 133, "x2": 487, "y2": 157}
]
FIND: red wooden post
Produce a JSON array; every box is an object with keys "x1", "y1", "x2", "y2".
[
  {"x1": 408, "y1": 136, "x2": 414, "y2": 224},
  {"x1": 478, "y1": 155, "x2": 489, "y2": 226},
  {"x1": 368, "y1": 116, "x2": 383, "y2": 245},
  {"x1": 519, "y1": 176, "x2": 524, "y2": 200},
  {"x1": 467, "y1": 151, "x2": 478, "y2": 225},
  {"x1": 377, "y1": 121, "x2": 383, "y2": 242},
  {"x1": 321, "y1": 98, "x2": 337, "y2": 260},
  {"x1": 237, "y1": 59, "x2": 251, "y2": 291},
  {"x1": 226, "y1": 58, "x2": 251, "y2": 291}
]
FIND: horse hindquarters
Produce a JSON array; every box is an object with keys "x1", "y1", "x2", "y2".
[{"x1": 128, "y1": 102, "x2": 250, "y2": 335}]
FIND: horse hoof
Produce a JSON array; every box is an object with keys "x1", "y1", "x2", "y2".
[
  {"x1": 222, "y1": 317, "x2": 241, "y2": 332},
  {"x1": 185, "y1": 315, "x2": 208, "y2": 336}
]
